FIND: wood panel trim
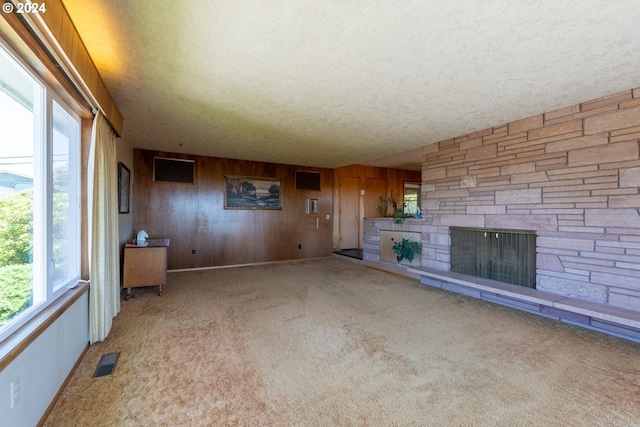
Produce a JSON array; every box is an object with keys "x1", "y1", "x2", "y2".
[
  {"x1": 3, "y1": 0, "x2": 123, "y2": 135},
  {"x1": 0, "y1": 11, "x2": 90, "y2": 118},
  {"x1": 168, "y1": 256, "x2": 333, "y2": 273}
]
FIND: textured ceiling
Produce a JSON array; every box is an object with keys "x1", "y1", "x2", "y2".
[{"x1": 63, "y1": 1, "x2": 640, "y2": 171}]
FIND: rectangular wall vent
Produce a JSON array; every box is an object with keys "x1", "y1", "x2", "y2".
[
  {"x1": 154, "y1": 157, "x2": 195, "y2": 183},
  {"x1": 295, "y1": 171, "x2": 321, "y2": 190},
  {"x1": 450, "y1": 227, "x2": 536, "y2": 288}
]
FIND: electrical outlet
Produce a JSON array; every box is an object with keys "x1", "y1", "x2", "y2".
[{"x1": 10, "y1": 378, "x2": 19, "y2": 408}]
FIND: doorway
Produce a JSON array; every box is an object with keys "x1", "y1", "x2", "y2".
[{"x1": 338, "y1": 176, "x2": 360, "y2": 250}]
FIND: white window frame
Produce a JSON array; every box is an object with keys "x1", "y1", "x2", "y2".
[{"x1": 0, "y1": 40, "x2": 81, "y2": 343}]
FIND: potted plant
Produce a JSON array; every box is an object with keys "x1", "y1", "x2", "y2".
[
  {"x1": 377, "y1": 190, "x2": 399, "y2": 218},
  {"x1": 392, "y1": 203, "x2": 412, "y2": 224},
  {"x1": 377, "y1": 191, "x2": 413, "y2": 223},
  {"x1": 392, "y1": 238, "x2": 421, "y2": 263}
]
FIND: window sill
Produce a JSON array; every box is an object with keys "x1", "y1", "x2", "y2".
[{"x1": 0, "y1": 282, "x2": 89, "y2": 371}]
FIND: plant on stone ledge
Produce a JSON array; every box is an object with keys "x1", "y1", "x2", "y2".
[
  {"x1": 377, "y1": 190, "x2": 399, "y2": 218},
  {"x1": 377, "y1": 192, "x2": 413, "y2": 224},
  {"x1": 393, "y1": 203, "x2": 412, "y2": 224},
  {"x1": 392, "y1": 238, "x2": 421, "y2": 263}
]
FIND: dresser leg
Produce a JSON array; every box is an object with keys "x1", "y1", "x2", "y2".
[
  {"x1": 158, "y1": 285, "x2": 162, "y2": 296},
  {"x1": 125, "y1": 288, "x2": 131, "y2": 300}
]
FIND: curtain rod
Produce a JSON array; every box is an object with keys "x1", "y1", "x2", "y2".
[{"x1": 11, "y1": 2, "x2": 101, "y2": 116}]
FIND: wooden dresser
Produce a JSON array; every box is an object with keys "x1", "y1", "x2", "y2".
[{"x1": 123, "y1": 238, "x2": 170, "y2": 299}]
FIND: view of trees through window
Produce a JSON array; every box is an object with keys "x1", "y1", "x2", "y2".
[
  {"x1": 0, "y1": 73, "x2": 36, "y2": 327},
  {"x1": 0, "y1": 44, "x2": 80, "y2": 338}
]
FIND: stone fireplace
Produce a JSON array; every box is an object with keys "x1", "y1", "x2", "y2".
[{"x1": 450, "y1": 227, "x2": 536, "y2": 288}]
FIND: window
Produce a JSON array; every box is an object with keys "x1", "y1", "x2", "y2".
[
  {"x1": 52, "y1": 101, "x2": 80, "y2": 292},
  {"x1": 0, "y1": 43, "x2": 81, "y2": 341},
  {"x1": 403, "y1": 182, "x2": 420, "y2": 215}
]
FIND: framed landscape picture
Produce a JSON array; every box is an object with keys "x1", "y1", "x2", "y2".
[{"x1": 225, "y1": 175, "x2": 282, "y2": 210}]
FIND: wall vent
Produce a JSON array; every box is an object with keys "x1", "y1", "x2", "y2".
[
  {"x1": 154, "y1": 157, "x2": 195, "y2": 183},
  {"x1": 295, "y1": 171, "x2": 321, "y2": 190}
]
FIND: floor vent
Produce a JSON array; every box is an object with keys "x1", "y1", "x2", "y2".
[{"x1": 93, "y1": 352, "x2": 120, "y2": 378}]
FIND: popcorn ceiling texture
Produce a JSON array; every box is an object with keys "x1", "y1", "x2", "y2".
[{"x1": 63, "y1": 1, "x2": 640, "y2": 169}]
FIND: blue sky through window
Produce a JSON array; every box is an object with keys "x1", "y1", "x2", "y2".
[{"x1": 0, "y1": 90, "x2": 34, "y2": 178}]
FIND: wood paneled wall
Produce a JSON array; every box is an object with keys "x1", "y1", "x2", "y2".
[
  {"x1": 133, "y1": 150, "x2": 334, "y2": 270},
  {"x1": 334, "y1": 165, "x2": 420, "y2": 195}
]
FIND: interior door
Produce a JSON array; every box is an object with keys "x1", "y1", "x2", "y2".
[{"x1": 339, "y1": 176, "x2": 360, "y2": 249}]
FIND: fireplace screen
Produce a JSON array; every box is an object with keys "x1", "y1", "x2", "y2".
[{"x1": 450, "y1": 227, "x2": 536, "y2": 288}]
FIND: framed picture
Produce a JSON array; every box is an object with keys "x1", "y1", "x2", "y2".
[
  {"x1": 118, "y1": 162, "x2": 130, "y2": 214},
  {"x1": 225, "y1": 175, "x2": 282, "y2": 210}
]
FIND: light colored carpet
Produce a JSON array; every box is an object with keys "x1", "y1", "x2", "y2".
[{"x1": 44, "y1": 258, "x2": 640, "y2": 426}]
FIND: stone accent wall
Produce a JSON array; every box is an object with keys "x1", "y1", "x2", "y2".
[
  {"x1": 422, "y1": 88, "x2": 640, "y2": 311},
  {"x1": 363, "y1": 218, "x2": 427, "y2": 263}
]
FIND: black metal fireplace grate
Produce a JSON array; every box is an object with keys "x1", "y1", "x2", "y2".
[{"x1": 450, "y1": 227, "x2": 536, "y2": 288}]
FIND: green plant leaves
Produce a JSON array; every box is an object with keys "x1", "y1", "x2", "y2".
[{"x1": 392, "y1": 238, "x2": 420, "y2": 263}]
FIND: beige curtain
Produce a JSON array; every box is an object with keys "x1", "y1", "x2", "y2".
[{"x1": 88, "y1": 111, "x2": 120, "y2": 344}]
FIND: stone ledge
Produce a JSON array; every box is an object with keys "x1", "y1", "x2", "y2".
[{"x1": 407, "y1": 265, "x2": 640, "y2": 341}]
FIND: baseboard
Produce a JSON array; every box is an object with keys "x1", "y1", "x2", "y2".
[{"x1": 167, "y1": 256, "x2": 332, "y2": 273}]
